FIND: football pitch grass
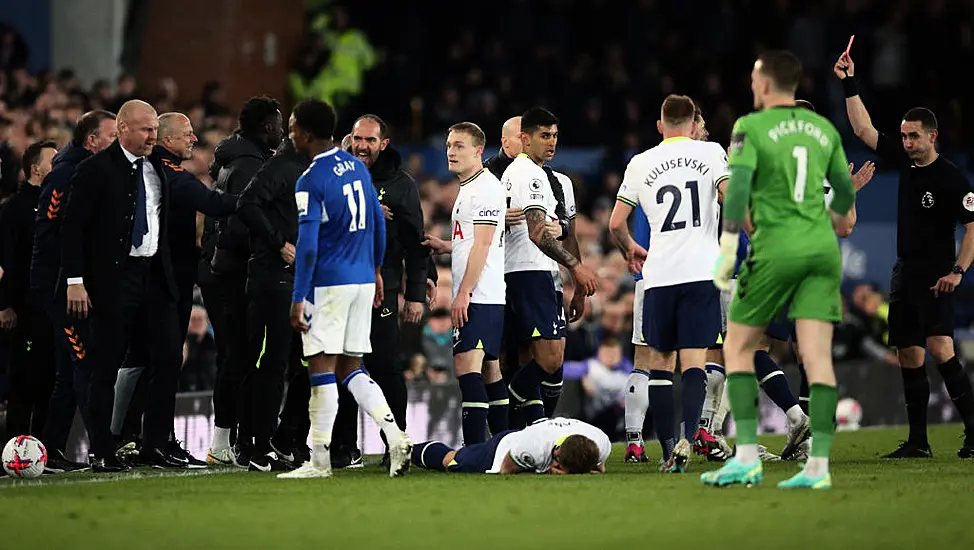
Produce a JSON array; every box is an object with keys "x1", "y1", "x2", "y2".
[{"x1": 2, "y1": 424, "x2": 971, "y2": 549}]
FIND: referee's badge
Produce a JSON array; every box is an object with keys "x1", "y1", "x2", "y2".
[
  {"x1": 963, "y1": 192, "x2": 974, "y2": 212},
  {"x1": 921, "y1": 191, "x2": 934, "y2": 209}
]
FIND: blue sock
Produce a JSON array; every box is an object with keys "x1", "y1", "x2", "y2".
[
  {"x1": 485, "y1": 380, "x2": 509, "y2": 435},
  {"x1": 509, "y1": 361, "x2": 547, "y2": 425},
  {"x1": 412, "y1": 441, "x2": 451, "y2": 471},
  {"x1": 797, "y1": 363, "x2": 810, "y2": 414},
  {"x1": 754, "y1": 350, "x2": 799, "y2": 412},
  {"x1": 681, "y1": 368, "x2": 707, "y2": 441},
  {"x1": 648, "y1": 370, "x2": 676, "y2": 460},
  {"x1": 310, "y1": 372, "x2": 336, "y2": 386},
  {"x1": 458, "y1": 373, "x2": 489, "y2": 444},
  {"x1": 541, "y1": 368, "x2": 563, "y2": 417}
]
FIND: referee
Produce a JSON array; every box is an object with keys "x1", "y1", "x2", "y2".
[{"x1": 836, "y1": 52, "x2": 974, "y2": 459}]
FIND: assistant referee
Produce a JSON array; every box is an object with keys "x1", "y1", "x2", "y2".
[{"x1": 836, "y1": 52, "x2": 974, "y2": 459}]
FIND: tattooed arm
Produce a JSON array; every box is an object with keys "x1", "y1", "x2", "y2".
[{"x1": 525, "y1": 209, "x2": 578, "y2": 269}]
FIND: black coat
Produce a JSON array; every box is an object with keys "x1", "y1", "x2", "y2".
[
  {"x1": 151, "y1": 145, "x2": 236, "y2": 298},
  {"x1": 366, "y1": 145, "x2": 429, "y2": 302},
  {"x1": 206, "y1": 133, "x2": 273, "y2": 278},
  {"x1": 59, "y1": 141, "x2": 177, "y2": 309},
  {"x1": 30, "y1": 143, "x2": 92, "y2": 296},
  {"x1": 0, "y1": 182, "x2": 41, "y2": 310},
  {"x1": 236, "y1": 139, "x2": 309, "y2": 292}
]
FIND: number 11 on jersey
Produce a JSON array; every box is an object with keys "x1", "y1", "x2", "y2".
[{"x1": 343, "y1": 180, "x2": 367, "y2": 232}]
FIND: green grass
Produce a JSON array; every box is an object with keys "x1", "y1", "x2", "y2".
[{"x1": 2, "y1": 425, "x2": 971, "y2": 549}]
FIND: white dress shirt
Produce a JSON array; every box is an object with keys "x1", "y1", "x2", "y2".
[{"x1": 121, "y1": 145, "x2": 162, "y2": 257}]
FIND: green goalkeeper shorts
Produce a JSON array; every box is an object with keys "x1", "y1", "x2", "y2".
[{"x1": 728, "y1": 241, "x2": 843, "y2": 326}]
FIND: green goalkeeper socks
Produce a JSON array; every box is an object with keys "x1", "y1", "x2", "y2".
[
  {"x1": 727, "y1": 373, "x2": 760, "y2": 446},
  {"x1": 810, "y1": 384, "x2": 838, "y2": 458}
]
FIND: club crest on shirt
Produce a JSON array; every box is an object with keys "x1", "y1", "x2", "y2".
[
  {"x1": 963, "y1": 192, "x2": 974, "y2": 212},
  {"x1": 921, "y1": 191, "x2": 935, "y2": 208},
  {"x1": 529, "y1": 179, "x2": 543, "y2": 192}
]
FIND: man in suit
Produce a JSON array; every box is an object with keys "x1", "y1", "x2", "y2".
[{"x1": 60, "y1": 100, "x2": 183, "y2": 472}]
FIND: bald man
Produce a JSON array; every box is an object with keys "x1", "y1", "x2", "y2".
[
  {"x1": 485, "y1": 116, "x2": 522, "y2": 179},
  {"x1": 60, "y1": 100, "x2": 183, "y2": 472},
  {"x1": 111, "y1": 112, "x2": 236, "y2": 467}
]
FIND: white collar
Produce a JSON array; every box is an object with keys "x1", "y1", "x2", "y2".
[{"x1": 120, "y1": 144, "x2": 143, "y2": 164}]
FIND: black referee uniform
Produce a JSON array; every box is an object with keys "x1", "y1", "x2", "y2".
[{"x1": 873, "y1": 131, "x2": 974, "y2": 457}]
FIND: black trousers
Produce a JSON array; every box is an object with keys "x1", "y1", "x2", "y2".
[
  {"x1": 117, "y1": 287, "x2": 195, "y2": 441},
  {"x1": 274, "y1": 336, "x2": 311, "y2": 449},
  {"x1": 201, "y1": 275, "x2": 252, "y2": 443},
  {"x1": 242, "y1": 286, "x2": 294, "y2": 454},
  {"x1": 4, "y1": 297, "x2": 56, "y2": 439},
  {"x1": 87, "y1": 258, "x2": 180, "y2": 458},
  {"x1": 332, "y1": 291, "x2": 406, "y2": 451},
  {"x1": 40, "y1": 290, "x2": 93, "y2": 453}
]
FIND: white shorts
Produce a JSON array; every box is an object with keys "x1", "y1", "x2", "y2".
[
  {"x1": 302, "y1": 283, "x2": 375, "y2": 357},
  {"x1": 632, "y1": 278, "x2": 647, "y2": 346}
]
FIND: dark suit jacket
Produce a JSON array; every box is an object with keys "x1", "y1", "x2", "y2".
[{"x1": 59, "y1": 140, "x2": 178, "y2": 310}]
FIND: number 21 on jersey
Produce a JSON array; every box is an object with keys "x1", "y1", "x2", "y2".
[{"x1": 343, "y1": 180, "x2": 367, "y2": 232}]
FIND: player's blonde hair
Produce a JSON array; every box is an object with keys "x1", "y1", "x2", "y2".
[
  {"x1": 448, "y1": 122, "x2": 486, "y2": 148},
  {"x1": 661, "y1": 95, "x2": 695, "y2": 127}
]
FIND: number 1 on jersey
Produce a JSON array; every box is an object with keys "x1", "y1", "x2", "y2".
[
  {"x1": 343, "y1": 180, "x2": 367, "y2": 232},
  {"x1": 792, "y1": 146, "x2": 807, "y2": 203}
]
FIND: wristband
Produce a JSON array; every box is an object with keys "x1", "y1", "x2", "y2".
[{"x1": 842, "y1": 76, "x2": 859, "y2": 98}]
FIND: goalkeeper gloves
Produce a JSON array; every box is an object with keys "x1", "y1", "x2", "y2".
[{"x1": 713, "y1": 231, "x2": 739, "y2": 291}]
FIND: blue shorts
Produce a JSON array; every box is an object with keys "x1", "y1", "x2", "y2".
[
  {"x1": 454, "y1": 304, "x2": 505, "y2": 360},
  {"x1": 504, "y1": 271, "x2": 565, "y2": 341},
  {"x1": 643, "y1": 281, "x2": 721, "y2": 352},
  {"x1": 447, "y1": 430, "x2": 516, "y2": 473}
]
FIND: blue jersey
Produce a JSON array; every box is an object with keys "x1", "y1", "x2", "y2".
[
  {"x1": 292, "y1": 148, "x2": 386, "y2": 303},
  {"x1": 632, "y1": 208, "x2": 650, "y2": 282}
]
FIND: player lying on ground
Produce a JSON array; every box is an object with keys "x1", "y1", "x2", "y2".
[
  {"x1": 411, "y1": 417, "x2": 610, "y2": 474},
  {"x1": 702, "y1": 50, "x2": 855, "y2": 490}
]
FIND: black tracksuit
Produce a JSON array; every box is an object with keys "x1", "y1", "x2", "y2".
[
  {"x1": 0, "y1": 182, "x2": 55, "y2": 440},
  {"x1": 235, "y1": 139, "x2": 310, "y2": 456},
  {"x1": 29, "y1": 143, "x2": 94, "y2": 453},
  {"x1": 200, "y1": 133, "x2": 273, "y2": 443},
  {"x1": 333, "y1": 145, "x2": 434, "y2": 454}
]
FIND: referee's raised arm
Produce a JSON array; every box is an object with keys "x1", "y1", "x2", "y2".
[{"x1": 834, "y1": 53, "x2": 879, "y2": 150}]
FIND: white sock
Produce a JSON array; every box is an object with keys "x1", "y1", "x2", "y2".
[
  {"x1": 345, "y1": 369, "x2": 403, "y2": 445},
  {"x1": 786, "y1": 405, "x2": 806, "y2": 428},
  {"x1": 701, "y1": 363, "x2": 726, "y2": 431},
  {"x1": 211, "y1": 427, "x2": 231, "y2": 450},
  {"x1": 713, "y1": 382, "x2": 731, "y2": 435},
  {"x1": 310, "y1": 379, "x2": 338, "y2": 470},
  {"x1": 624, "y1": 369, "x2": 650, "y2": 442},
  {"x1": 804, "y1": 456, "x2": 828, "y2": 478},
  {"x1": 736, "y1": 443, "x2": 759, "y2": 464}
]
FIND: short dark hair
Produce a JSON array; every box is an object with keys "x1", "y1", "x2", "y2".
[
  {"x1": 353, "y1": 114, "x2": 390, "y2": 140},
  {"x1": 72, "y1": 110, "x2": 115, "y2": 148},
  {"x1": 238, "y1": 96, "x2": 281, "y2": 134},
  {"x1": 22, "y1": 140, "x2": 57, "y2": 179},
  {"x1": 689, "y1": 98, "x2": 703, "y2": 122},
  {"x1": 291, "y1": 99, "x2": 337, "y2": 140},
  {"x1": 795, "y1": 99, "x2": 816, "y2": 112},
  {"x1": 557, "y1": 435, "x2": 601, "y2": 474},
  {"x1": 447, "y1": 122, "x2": 486, "y2": 147},
  {"x1": 757, "y1": 50, "x2": 803, "y2": 94},
  {"x1": 520, "y1": 107, "x2": 559, "y2": 135},
  {"x1": 903, "y1": 107, "x2": 938, "y2": 132},
  {"x1": 661, "y1": 94, "x2": 696, "y2": 126}
]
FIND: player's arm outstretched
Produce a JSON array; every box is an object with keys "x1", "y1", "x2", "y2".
[
  {"x1": 524, "y1": 208, "x2": 598, "y2": 295},
  {"x1": 832, "y1": 161, "x2": 876, "y2": 237},
  {"x1": 834, "y1": 53, "x2": 879, "y2": 150}
]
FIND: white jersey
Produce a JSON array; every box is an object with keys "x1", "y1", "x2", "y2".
[
  {"x1": 488, "y1": 418, "x2": 612, "y2": 474},
  {"x1": 824, "y1": 180, "x2": 835, "y2": 209},
  {"x1": 450, "y1": 168, "x2": 506, "y2": 305},
  {"x1": 550, "y1": 171, "x2": 576, "y2": 293},
  {"x1": 617, "y1": 137, "x2": 729, "y2": 288},
  {"x1": 502, "y1": 154, "x2": 558, "y2": 274}
]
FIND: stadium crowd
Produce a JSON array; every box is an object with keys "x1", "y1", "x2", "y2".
[{"x1": 1, "y1": 0, "x2": 973, "y2": 470}]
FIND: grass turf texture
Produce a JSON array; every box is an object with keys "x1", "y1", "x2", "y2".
[{"x1": 1, "y1": 424, "x2": 970, "y2": 549}]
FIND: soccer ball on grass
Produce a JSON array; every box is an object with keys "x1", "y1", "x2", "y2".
[
  {"x1": 835, "y1": 398, "x2": 863, "y2": 432},
  {"x1": 2, "y1": 435, "x2": 48, "y2": 479}
]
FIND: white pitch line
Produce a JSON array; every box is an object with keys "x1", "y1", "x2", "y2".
[{"x1": 0, "y1": 467, "x2": 244, "y2": 490}]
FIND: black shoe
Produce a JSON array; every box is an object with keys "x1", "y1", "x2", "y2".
[
  {"x1": 140, "y1": 446, "x2": 188, "y2": 469},
  {"x1": 882, "y1": 441, "x2": 933, "y2": 458},
  {"x1": 380, "y1": 451, "x2": 390, "y2": 471},
  {"x1": 115, "y1": 438, "x2": 141, "y2": 464},
  {"x1": 91, "y1": 456, "x2": 131, "y2": 473},
  {"x1": 248, "y1": 451, "x2": 291, "y2": 472},
  {"x1": 44, "y1": 450, "x2": 90, "y2": 474},
  {"x1": 168, "y1": 440, "x2": 207, "y2": 469},
  {"x1": 331, "y1": 447, "x2": 364, "y2": 469},
  {"x1": 269, "y1": 439, "x2": 296, "y2": 468},
  {"x1": 959, "y1": 432, "x2": 974, "y2": 458}
]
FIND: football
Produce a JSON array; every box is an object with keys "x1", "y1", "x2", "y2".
[
  {"x1": 836, "y1": 398, "x2": 863, "y2": 432},
  {"x1": 2, "y1": 435, "x2": 48, "y2": 479}
]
